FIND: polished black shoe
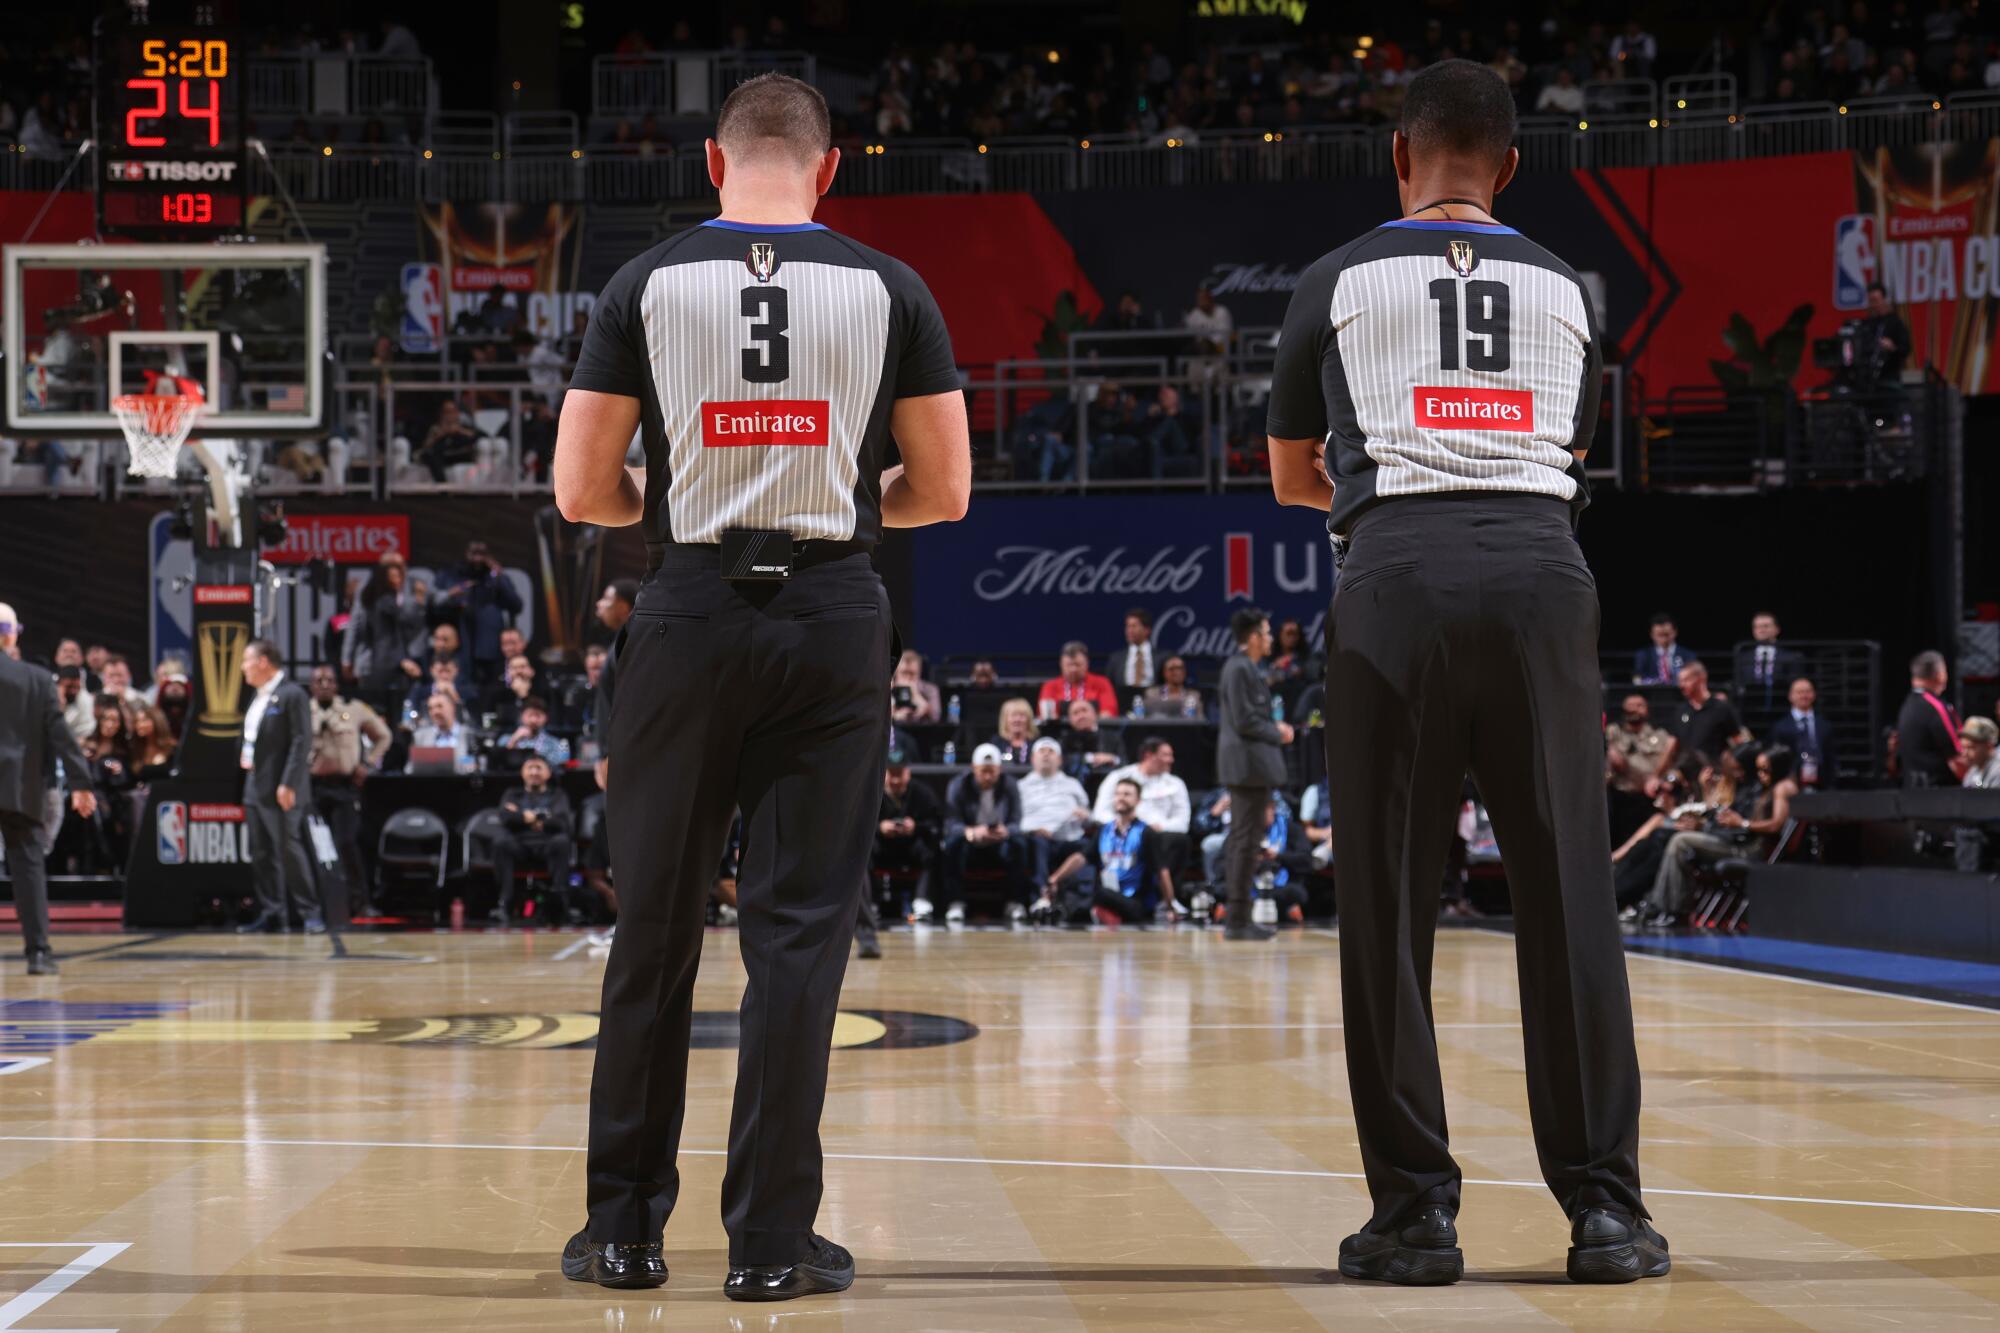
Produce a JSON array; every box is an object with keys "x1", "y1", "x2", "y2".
[
  {"x1": 1223, "y1": 921, "x2": 1277, "y2": 941},
  {"x1": 235, "y1": 912, "x2": 285, "y2": 935},
  {"x1": 1338, "y1": 1205, "x2": 1464, "y2": 1286},
  {"x1": 1567, "y1": 1207, "x2": 1670, "y2": 1283},
  {"x1": 25, "y1": 949, "x2": 56, "y2": 976},
  {"x1": 561, "y1": 1230, "x2": 667, "y2": 1289},
  {"x1": 724, "y1": 1233, "x2": 854, "y2": 1302}
]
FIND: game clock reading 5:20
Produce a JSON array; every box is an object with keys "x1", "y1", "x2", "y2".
[{"x1": 95, "y1": 27, "x2": 246, "y2": 237}]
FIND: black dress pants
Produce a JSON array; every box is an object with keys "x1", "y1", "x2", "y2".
[
  {"x1": 244, "y1": 789, "x2": 318, "y2": 921},
  {"x1": 1222, "y1": 785, "x2": 1270, "y2": 924},
  {"x1": 1, "y1": 809, "x2": 51, "y2": 956},
  {"x1": 492, "y1": 831, "x2": 573, "y2": 910},
  {"x1": 1325, "y1": 495, "x2": 1646, "y2": 1231},
  {"x1": 586, "y1": 548, "x2": 891, "y2": 1267}
]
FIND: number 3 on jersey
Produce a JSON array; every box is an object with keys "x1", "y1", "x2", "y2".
[
  {"x1": 1427, "y1": 278, "x2": 1510, "y2": 373},
  {"x1": 741, "y1": 287, "x2": 790, "y2": 383}
]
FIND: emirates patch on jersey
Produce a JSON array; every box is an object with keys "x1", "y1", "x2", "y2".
[
  {"x1": 1412, "y1": 386, "x2": 1535, "y2": 432},
  {"x1": 701, "y1": 400, "x2": 830, "y2": 447}
]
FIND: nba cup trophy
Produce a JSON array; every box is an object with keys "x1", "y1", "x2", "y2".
[{"x1": 2, "y1": 16, "x2": 332, "y2": 925}]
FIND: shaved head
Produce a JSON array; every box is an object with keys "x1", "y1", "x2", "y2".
[
  {"x1": 1401, "y1": 58, "x2": 1517, "y2": 168},
  {"x1": 716, "y1": 72, "x2": 830, "y2": 167}
]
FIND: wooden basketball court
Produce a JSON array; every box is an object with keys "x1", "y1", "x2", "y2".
[{"x1": 3, "y1": 925, "x2": 1996, "y2": 1330}]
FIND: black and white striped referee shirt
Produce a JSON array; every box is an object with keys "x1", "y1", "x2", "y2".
[
  {"x1": 1266, "y1": 217, "x2": 1602, "y2": 536},
  {"x1": 567, "y1": 219, "x2": 960, "y2": 564}
]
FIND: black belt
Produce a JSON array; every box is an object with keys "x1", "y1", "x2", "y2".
[{"x1": 648, "y1": 538, "x2": 871, "y2": 572}]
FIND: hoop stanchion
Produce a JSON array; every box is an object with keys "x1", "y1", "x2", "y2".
[{"x1": 112, "y1": 393, "x2": 204, "y2": 478}]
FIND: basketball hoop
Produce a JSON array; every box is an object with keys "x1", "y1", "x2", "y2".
[{"x1": 112, "y1": 372, "x2": 205, "y2": 479}]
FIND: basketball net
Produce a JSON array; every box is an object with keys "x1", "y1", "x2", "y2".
[{"x1": 112, "y1": 370, "x2": 206, "y2": 479}]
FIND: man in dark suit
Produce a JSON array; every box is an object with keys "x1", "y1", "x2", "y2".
[
  {"x1": 0, "y1": 604, "x2": 96, "y2": 974},
  {"x1": 1104, "y1": 607, "x2": 1158, "y2": 701},
  {"x1": 1216, "y1": 607, "x2": 1293, "y2": 942},
  {"x1": 491, "y1": 754, "x2": 576, "y2": 925},
  {"x1": 236, "y1": 639, "x2": 323, "y2": 935},
  {"x1": 1632, "y1": 614, "x2": 1693, "y2": 685},
  {"x1": 1733, "y1": 612, "x2": 1804, "y2": 724},
  {"x1": 1766, "y1": 677, "x2": 1839, "y2": 788},
  {"x1": 1897, "y1": 650, "x2": 1964, "y2": 788}
]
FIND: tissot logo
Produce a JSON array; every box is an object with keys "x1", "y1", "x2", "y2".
[
  {"x1": 701, "y1": 400, "x2": 829, "y2": 447},
  {"x1": 106, "y1": 160, "x2": 238, "y2": 182},
  {"x1": 1412, "y1": 386, "x2": 1535, "y2": 432}
]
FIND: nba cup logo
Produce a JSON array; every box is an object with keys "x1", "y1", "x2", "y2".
[
  {"x1": 746, "y1": 243, "x2": 780, "y2": 283},
  {"x1": 1447, "y1": 240, "x2": 1478, "y2": 277},
  {"x1": 196, "y1": 620, "x2": 249, "y2": 738}
]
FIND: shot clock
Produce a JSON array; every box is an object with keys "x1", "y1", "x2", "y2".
[{"x1": 94, "y1": 23, "x2": 247, "y2": 238}]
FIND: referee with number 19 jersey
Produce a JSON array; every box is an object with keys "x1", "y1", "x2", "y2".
[
  {"x1": 552, "y1": 73, "x2": 970, "y2": 1301},
  {"x1": 1266, "y1": 60, "x2": 1666, "y2": 1287}
]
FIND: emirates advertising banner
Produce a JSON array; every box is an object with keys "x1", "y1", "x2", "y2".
[
  {"x1": 912, "y1": 495, "x2": 1335, "y2": 661},
  {"x1": 147, "y1": 513, "x2": 533, "y2": 677}
]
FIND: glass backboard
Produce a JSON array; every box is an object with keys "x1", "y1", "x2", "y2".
[{"x1": 2, "y1": 243, "x2": 325, "y2": 437}]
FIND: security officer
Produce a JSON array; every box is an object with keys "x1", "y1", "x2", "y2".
[
  {"x1": 551, "y1": 73, "x2": 970, "y2": 1301},
  {"x1": 308, "y1": 664, "x2": 390, "y2": 916}
]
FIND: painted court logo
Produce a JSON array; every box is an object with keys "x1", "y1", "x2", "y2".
[{"x1": 1413, "y1": 386, "x2": 1535, "y2": 433}]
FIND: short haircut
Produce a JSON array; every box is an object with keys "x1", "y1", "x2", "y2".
[
  {"x1": 522, "y1": 695, "x2": 548, "y2": 714},
  {"x1": 521, "y1": 752, "x2": 550, "y2": 770},
  {"x1": 716, "y1": 72, "x2": 830, "y2": 165},
  {"x1": 1115, "y1": 777, "x2": 1142, "y2": 798},
  {"x1": 1911, "y1": 649, "x2": 1946, "y2": 677},
  {"x1": 1650, "y1": 613, "x2": 1675, "y2": 628},
  {"x1": 1230, "y1": 607, "x2": 1269, "y2": 645},
  {"x1": 609, "y1": 578, "x2": 639, "y2": 608},
  {"x1": 584, "y1": 643, "x2": 607, "y2": 661},
  {"x1": 104, "y1": 653, "x2": 130, "y2": 669},
  {"x1": 1138, "y1": 735, "x2": 1170, "y2": 758},
  {"x1": 1061, "y1": 640, "x2": 1089, "y2": 658},
  {"x1": 1867, "y1": 281, "x2": 1889, "y2": 298},
  {"x1": 245, "y1": 639, "x2": 281, "y2": 668},
  {"x1": 1126, "y1": 607, "x2": 1153, "y2": 629},
  {"x1": 1679, "y1": 659, "x2": 1707, "y2": 677},
  {"x1": 1401, "y1": 58, "x2": 1517, "y2": 167}
]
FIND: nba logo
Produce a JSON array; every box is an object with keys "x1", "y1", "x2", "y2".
[
  {"x1": 401, "y1": 263, "x2": 444, "y2": 354},
  {"x1": 157, "y1": 801, "x2": 187, "y2": 866},
  {"x1": 1833, "y1": 215, "x2": 1876, "y2": 311}
]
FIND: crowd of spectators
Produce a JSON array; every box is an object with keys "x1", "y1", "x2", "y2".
[{"x1": 11, "y1": 573, "x2": 1996, "y2": 937}]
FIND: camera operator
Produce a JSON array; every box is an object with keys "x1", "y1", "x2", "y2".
[{"x1": 1844, "y1": 282, "x2": 1911, "y2": 426}]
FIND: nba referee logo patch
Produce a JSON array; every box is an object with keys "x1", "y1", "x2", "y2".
[
  {"x1": 1447, "y1": 240, "x2": 1477, "y2": 276},
  {"x1": 746, "y1": 242, "x2": 780, "y2": 282}
]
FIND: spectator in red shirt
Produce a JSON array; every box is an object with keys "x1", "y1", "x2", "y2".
[{"x1": 1037, "y1": 640, "x2": 1120, "y2": 718}]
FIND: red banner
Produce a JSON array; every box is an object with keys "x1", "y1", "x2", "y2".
[{"x1": 263, "y1": 514, "x2": 410, "y2": 564}]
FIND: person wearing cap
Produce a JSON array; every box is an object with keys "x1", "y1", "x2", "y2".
[
  {"x1": 0, "y1": 602, "x2": 98, "y2": 974},
  {"x1": 1962, "y1": 716, "x2": 2000, "y2": 789},
  {"x1": 139, "y1": 656, "x2": 191, "y2": 707},
  {"x1": 869, "y1": 750, "x2": 945, "y2": 931},
  {"x1": 941, "y1": 744, "x2": 1026, "y2": 922},
  {"x1": 1018, "y1": 737, "x2": 1092, "y2": 891}
]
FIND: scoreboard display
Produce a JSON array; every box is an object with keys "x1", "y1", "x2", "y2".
[{"x1": 94, "y1": 24, "x2": 247, "y2": 238}]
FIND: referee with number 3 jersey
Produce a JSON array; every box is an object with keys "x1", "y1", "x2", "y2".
[
  {"x1": 1266, "y1": 61, "x2": 1667, "y2": 1287},
  {"x1": 552, "y1": 73, "x2": 970, "y2": 1301}
]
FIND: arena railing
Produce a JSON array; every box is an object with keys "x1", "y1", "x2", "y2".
[
  {"x1": 242, "y1": 54, "x2": 438, "y2": 118},
  {"x1": 590, "y1": 50, "x2": 818, "y2": 120}
]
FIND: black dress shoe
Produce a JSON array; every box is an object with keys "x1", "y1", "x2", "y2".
[
  {"x1": 235, "y1": 913, "x2": 285, "y2": 935},
  {"x1": 1338, "y1": 1205, "x2": 1464, "y2": 1286},
  {"x1": 1223, "y1": 921, "x2": 1276, "y2": 941},
  {"x1": 561, "y1": 1230, "x2": 667, "y2": 1289},
  {"x1": 724, "y1": 1233, "x2": 854, "y2": 1302},
  {"x1": 25, "y1": 950, "x2": 56, "y2": 976},
  {"x1": 1567, "y1": 1207, "x2": 1670, "y2": 1283}
]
